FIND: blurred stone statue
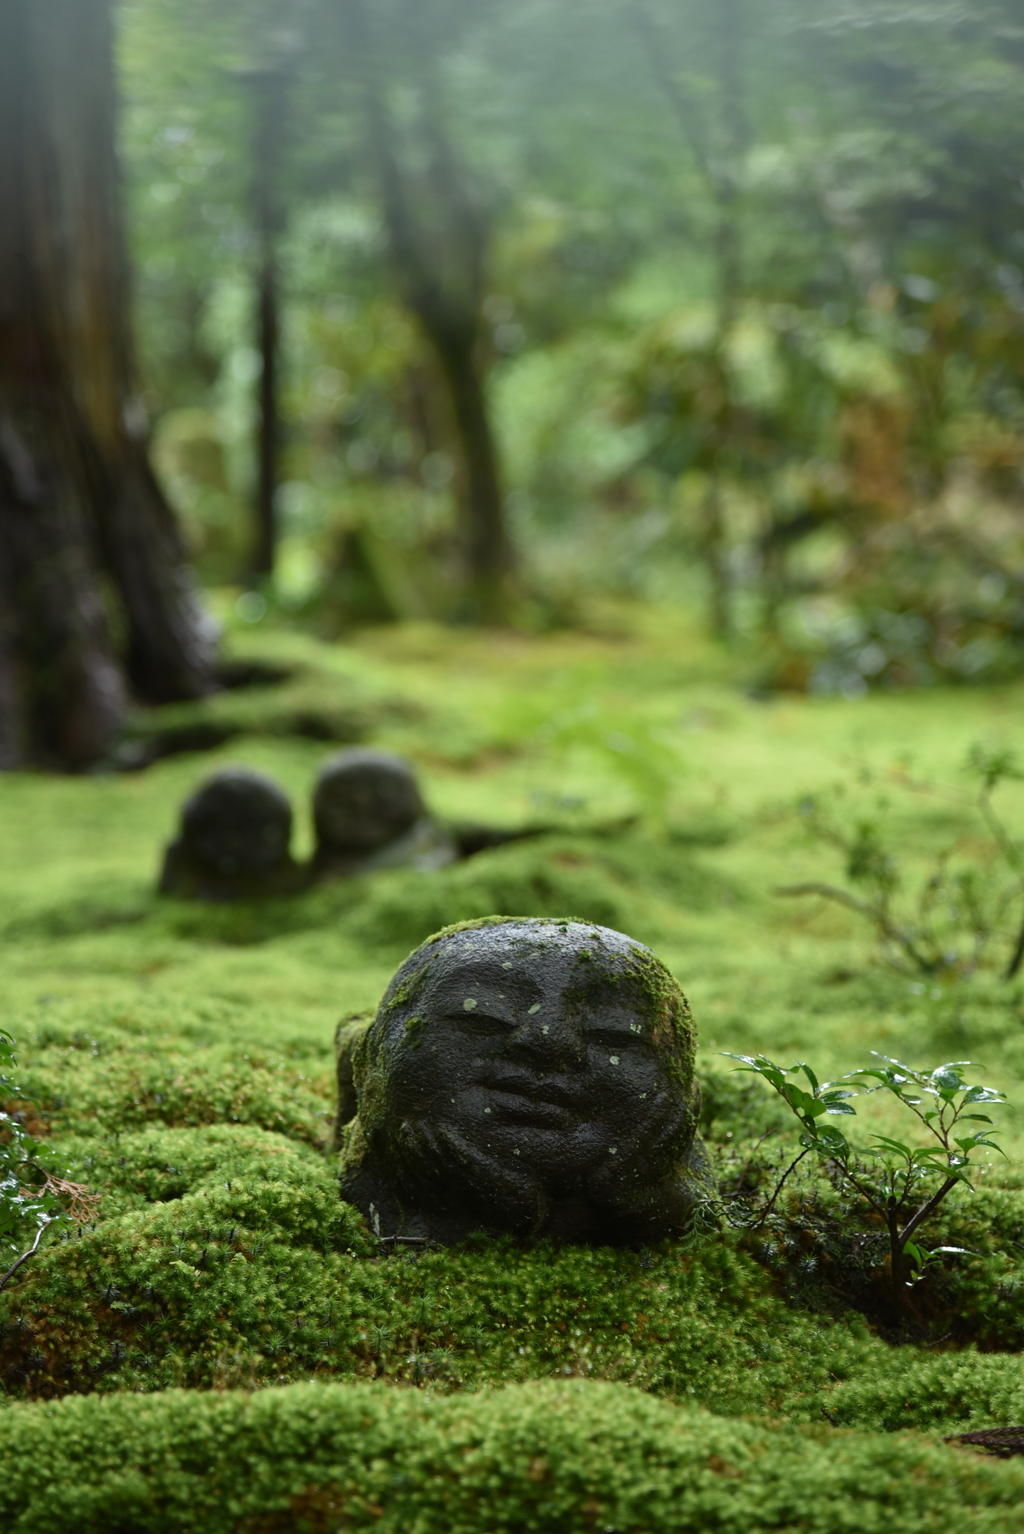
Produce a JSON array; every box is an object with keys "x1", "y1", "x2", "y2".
[
  {"x1": 333, "y1": 917, "x2": 710, "y2": 1245},
  {"x1": 158, "y1": 765, "x2": 304, "y2": 900},
  {"x1": 312, "y1": 748, "x2": 456, "y2": 879},
  {"x1": 158, "y1": 748, "x2": 540, "y2": 902}
]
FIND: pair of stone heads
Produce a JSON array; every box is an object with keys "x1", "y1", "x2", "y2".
[
  {"x1": 336, "y1": 917, "x2": 710, "y2": 1246},
  {"x1": 159, "y1": 750, "x2": 454, "y2": 900}
]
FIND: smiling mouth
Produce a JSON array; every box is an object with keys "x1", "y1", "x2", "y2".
[{"x1": 480, "y1": 1078, "x2": 583, "y2": 1121}]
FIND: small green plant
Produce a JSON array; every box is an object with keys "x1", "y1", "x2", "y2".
[
  {"x1": 723, "y1": 1050, "x2": 1006, "y2": 1316},
  {"x1": 777, "y1": 745, "x2": 1024, "y2": 978},
  {"x1": 0, "y1": 1030, "x2": 95, "y2": 1291}
]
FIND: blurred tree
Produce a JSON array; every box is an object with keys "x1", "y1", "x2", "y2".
[
  {"x1": 635, "y1": 0, "x2": 752, "y2": 640},
  {"x1": 342, "y1": 0, "x2": 515, "y2": 622},
  {"x1": 0, "y1": 0, "x2": 215, "y2": 770},
  {"x1": 113, "y1": 0, "x2": 1024, "y2": 670},
  {"x1": 235, "y1": 23, "x2": 305, "y2": 580}
]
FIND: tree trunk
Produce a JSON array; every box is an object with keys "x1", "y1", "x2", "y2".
[
  {"x1": 254, "y1": 248, "x2": 280, "y2": 578},
  {"x1": 636, "y1": 0, "x2": 748, "y2": 642},
  {"x1": 431, "y1": 330, "x2": 510, "y2": 620},
  {"x1": 346, "y1": 0, "x2": 514, "y2": 622},
  {"x1": 0, "y1": 0, "x2": 215, "y2": 769},
  {"x1": 246, "y1": 64, "x2": 289, "y2": 579}
]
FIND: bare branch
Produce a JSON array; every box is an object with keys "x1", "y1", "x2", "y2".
[
  {"x1": 0, "y1": 1220, "x2": 47, "y2": 1292},
  {"x1": 753, "y1": 1146, "x2": 810, "y2": 1229}
]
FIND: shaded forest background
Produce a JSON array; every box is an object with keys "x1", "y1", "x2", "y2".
[{"x1": 7, "y1": 0, "x2": 1024, "y2": 768}]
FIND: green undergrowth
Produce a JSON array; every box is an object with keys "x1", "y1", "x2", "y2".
[
  {"x1": 0, "y1": 830, "x2": 734, "y2": 957},
  {"x1": 115, "y1": 659, "x2": 419, "y2": 768},
  {"x1": 4, "y1": 1109, "x2": 1024, "y2": 1438},
  {"x1": 4, "y1": 1378, "x2": 1024, "y2": 1534},
  {"x1": 7, "y1": 620, "x2": 1024, "y2": 1523},
  {"x1": 17, "y1": 1036, "x2": 333, "y2": 1146}
]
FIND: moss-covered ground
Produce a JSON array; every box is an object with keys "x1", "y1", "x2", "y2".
[{"x1": 4, "y1": 606, "x2": 1024, "y2": 1529}]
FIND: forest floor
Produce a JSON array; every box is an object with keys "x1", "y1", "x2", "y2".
[{"x1": 4, "y1": 602, "x2": 1024, "y2": 1530}]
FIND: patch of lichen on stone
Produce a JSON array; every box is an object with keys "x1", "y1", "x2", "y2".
[
  {"x1": 422, "y1": 913, "x2": 587, "y2": 948},
  {"x1": 559, "y1": 935, "x2": 697, "y2": 1118},
  {"x1": 381, "y1": 961, "x2": 432, "y2": 1017},
  {"x1": 624, "y1": 944, "x2": 696, "y2": 1104},
  {"x1": 339, "y1": 966, "x2": 433, "y2": 1164}
]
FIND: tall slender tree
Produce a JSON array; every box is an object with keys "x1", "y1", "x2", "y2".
[
  {"x1": 344, "y1": 0, "x2": 515, "y2": 623},
  {"x1": 0, "y1": 0, "x2": 215, "y2": 770}
]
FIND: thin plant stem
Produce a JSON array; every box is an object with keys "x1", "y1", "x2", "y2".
[
  {"x1": 754, "y1": 1147, "x2": 810, "y2": 1229},
  {"x1": 0, "y1": 1221, "x2": 47, "y2": 1291}
]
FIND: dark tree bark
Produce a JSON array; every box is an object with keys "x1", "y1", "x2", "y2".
[
  {"x1": 0, "y1": 0, "x2": 215, "y2": 770},
  {"x1": 242, "y1": 63, "x2": 289, "y2": 578},
  {"x1": 346, "y1": 0, "x2": 515, "y2": 622}
]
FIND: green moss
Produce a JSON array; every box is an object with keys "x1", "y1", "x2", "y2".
[
  {"x1": 380, "y1": 964, "x2": 432, "y2": 1016},
  {"x1": 6, "y1": 1134, "x2": 1023, "y2": 1431},
  {"x1": 3, "y1": 1377, "x2": 1024, "y2": 1533},
  {"x1": 19, "y1": 1040, "x2": 333, "y2": 1148},
  {"x1": 55, "y1": 1124, "x2": 324, "y2": 1217},
  {"x1": 7, "y1": 622, "x2": 1024, "y2": 1523}
]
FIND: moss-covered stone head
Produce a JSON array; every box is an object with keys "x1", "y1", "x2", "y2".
[
  {"x1": 313, "y1": 748, "x2": 425, "y2": 856},
  {"x1": 338, "y1": 917, "x2": 707, "y2": 1244},
  {"x1": 158, "y1": 766, "x2": 303, "y2": 901}
]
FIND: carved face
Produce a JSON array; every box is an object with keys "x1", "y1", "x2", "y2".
[
  {"x1": 347, "y1": 919, "x2": 701, "y2": 1242},
  {"x1": 181, "y1": 767, "x2": 292, "y2": 878},
  {"x1": 313, "y1": 749, "x2": 424, "y2": 855}
]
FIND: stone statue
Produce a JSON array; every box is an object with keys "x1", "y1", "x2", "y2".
[
  {"x1": 334, "y1": 917, "x2": 710, "y2": 1244},
  {"x1": 312, "y1": 748, "x2": 456, "y2": 878},
  {"x1": 158, "y1": 766, "x2": 304, "y2": 900}
]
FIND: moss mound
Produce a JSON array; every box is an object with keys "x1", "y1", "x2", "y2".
[
  {"x1": 139, "y1": 831, "x2": 729, "y2": 952},
  {"x1": 8, "y1": 624, "x2": 1024, "y2": 1527},
  {"x1": 3, "y1": 1378, "x2": 1024, "y2": 1534},
  {"x1": 5, "y1": 1114, "x2": 1024, "y2": 1439},
  {"x1": 20, "y1": 1039, "x2": 333, "y2": 1146}
]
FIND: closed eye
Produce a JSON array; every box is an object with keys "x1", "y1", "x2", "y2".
[
  {"x1": 447, "y1": 1011, "x2": 516, "y2": 1037},
  {"x1": 586, "y1": 1029, "x2": 639, "y2": 1049}
]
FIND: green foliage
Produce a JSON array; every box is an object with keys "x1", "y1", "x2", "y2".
[
  {"x1": 724, "y1": 1049, "x2": 1007, "y2": 1314},
  {"x1": 121, "y1": 0, "x2": 1024, "y2": 649},
  {"x1": 779, "y1": 750, "x2": 1024, "y2": 978},
  {"x1": 0, "y1": 1032, "x2": 65, "y2": 1284}
]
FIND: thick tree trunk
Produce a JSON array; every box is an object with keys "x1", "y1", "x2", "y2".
[
  {"x1": 254, "y1": 249, "x2": 279, "y2": 578},
  {"x1": 0, "y1": 0, "x2": 215, "y2": 768}
]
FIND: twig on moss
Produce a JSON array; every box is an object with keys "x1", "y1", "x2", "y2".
[
  {"x1": 38, "y1": 1173, "x2": 101, "y2": 1225},
  {"x1": 753, "y1": 1146, "x2": 811, "y2": 1229},
  {"x1": 0, "y1": 1220, "x2": 47, "y2": 1291}
]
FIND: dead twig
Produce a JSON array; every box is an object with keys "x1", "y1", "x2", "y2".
[
  {"x1": 39, "y1": 1173, "x2": 100, "y2": 1225},
  {"x1": 945, "y1": 1426, "x2": 1024, "y2": 1459},
  {"x1": 0, "y1": 1221, "x2": 47, "y2": 1291}
]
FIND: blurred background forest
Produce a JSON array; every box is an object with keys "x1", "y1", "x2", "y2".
[{"x1": 116, "y1": 0, "x2": 1024, "y2": 695}]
